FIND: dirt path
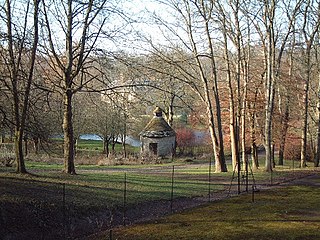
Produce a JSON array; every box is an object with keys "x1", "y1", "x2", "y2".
[{"x1": 281, "y1": 172, "x2": 320, "y2": 186}]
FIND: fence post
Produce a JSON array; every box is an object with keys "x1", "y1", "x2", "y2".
[
  {"x1": 292, "y1": 158, "x2": 295, "y2": 174},
  {"x1": 245, "y1": 155, "x2": 248, "y2": 192},
  {"x1": 252, "y1": 184, "x2": 255, "y2": 203},
  {"x1": 109, "y1": 229, "x2": 113, "y2": 240},
  {"x1": 123, "y1": 173, "x2": 127, "y2": 226},
  {"x1": 62, "y1": 183, "x2": 66, "y2": 239},
  {"x1": 208, "y1": 158, "x2": 212, "y2": 201},
  {"x1": 170, "y1": 165, "x2": 175, "y2": 213}
]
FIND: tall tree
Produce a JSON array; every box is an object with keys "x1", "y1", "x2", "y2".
[
  {"x1": 315, "y1": 37, "x2": 320, "y2": 167},
  {"x1": 214, "y1": 0, "x2": 240, "y2": 171},
  {"x1": 148, "y1": 0, "x2": 227, "y2": 172},
  {"x1": 262, "y1": 0, "x2": 277, "y2": 172},
  {"x1": 0, "y1": 0, "x2": 40, "y2": 173},
  {"x1": 300, "y1": 0, "x2": 320, "y2": 168},
  {"x1": 41, "y1": 0, "x2": 114, "y2": 174}
]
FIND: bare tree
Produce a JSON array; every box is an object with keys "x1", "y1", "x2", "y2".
[
  {"x1": 214, "y1": 1, "x2": 240, "y2": 171},
  {"x1": 0, "y1": 0, "x2": 40, "y2": 173},
  {"x1": 41, "y1": 0, "x2": 122, "y2": 174},
  {"x1": 148, "y1": 0, "x2": 227, "y2": 172},
  {"x1": 299, "y1": 0, "x2": 320, "y2": 168}
]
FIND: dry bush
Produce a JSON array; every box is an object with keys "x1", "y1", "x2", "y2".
[
  {"x1": 97, "y1": 153, "x2": 142, "y2": 166},
  {"x1": 75, "y1": 154, "x2": 105, "y2": 165},
  {"x1": 284, "y1": 142, "x2": 312, "y2": 162},
  {"x1": 0, "y1": 144, "x2": 15, "y2": 166},
  {"x1": 26, "y1": 153, "x2": 63, "y2": 164}
]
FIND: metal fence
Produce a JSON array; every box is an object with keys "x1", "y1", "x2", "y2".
[{"x1": 0, "y1": 163, "x2": 315, "y2": 240}]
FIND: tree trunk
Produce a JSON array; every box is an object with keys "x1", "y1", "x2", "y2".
[
  {"x1": 271, "y1": 142, "x2": 275, "y2": 168},
  {"x1": 316, "y1": 56, "x2": 320, "y2": 167},
  {"x1": 300, "y1": 49, "x2": 311, "y2": 168},
  {"x1": 314, "y1": 66, "x2": 320, "y2": 167},
  {"x1": 122, "y1": 141, "x2": 127, "y2": 158},
  {"x1": 14, "y1": 129, "x2": 27, "y2": 173},
  {"x1": 167, "y1": 94, "x2": 175, "y2": 127},
  {"x1": 300, "y1": 0, "x2": 320, "y2": 167},
  {"x1": 221, "y1": 23, "x2": 238, "y2": 171},
  {"x1": 316, "y1": 104, "x2": 320, "y2": 167},
  {"x1": 103, "y1": 138, "x2": 110, "y2": 157},
  {"x1": 206, "y1": 24, "x2": 227, "y2": 172},
  {"x1": 300, "y1": 80, "x2": 308, "y2": 168},
  {"x1": 251, "y1": 143, "x2": 258, "y2": 170},
  {"x1": 63, "y1": 90, "x2": 76, "y2": 174},
  {"x1": 0, "y1": 130, "x2": 4, "y2": 143},
  {"x1": 6, "y1": 0, "x2": 39, "y2": 174},
  {"x1": 103, "y1": 137, "x2": 107, "y2": 154},
  {"x1": 241, "y1": 66, "x2": 248, "y2": 171},
  {"x1": 250, "y1": 118, "x2": 258, "y2": 171},
  {"x1": 24, "y1": 137, "x2": 28, "y2": 157},
  {"x1": 33, "y1": 137, "x2": 39, "y2": 155},
  {"x1": 111, "y1": 136, "x2": 116, "y2": 155},
  {"x1": 278, "y1": 103, "x2": 289, "y2": 165},
  {"x1": 265, "y1": 99, "x2": 274, "y2": 172},
  {"x1": 264, "y1": 38, "x2": 275, "y2": 172},
  {"x1": 248, "y1": 85, "x2": 259, "y2": 170}
]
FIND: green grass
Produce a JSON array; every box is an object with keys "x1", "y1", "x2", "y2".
[
  {"x1": 0, "y1": 162, "x2": 222, "y2": 209},
  {"x1": 1, "y1": 159, "x2": 316, "y2": 212},
  {"x1": 106, "y1": 181, "x2": 320, "y2": 240},
  {"x1": 1, "y1": 159, "x2": 319, "y2": 239},
  {"x1": 77, "y1": 139, "x2": 139, "y2": 152}
]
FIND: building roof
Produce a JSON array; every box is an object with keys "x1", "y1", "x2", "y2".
[{"x1": 140, "y1": 107, "x2": 175, "y2": 138}]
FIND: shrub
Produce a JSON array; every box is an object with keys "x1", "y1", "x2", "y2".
[
  {"x1": 284, "y1": 142, "x2": 312, "y2": 162},
  {"x1": 0, "y1": 144, "x2": 15, "y2": 166},
  {"x1": 176, "y1": 127, "x2": 196, "y2": 156}
]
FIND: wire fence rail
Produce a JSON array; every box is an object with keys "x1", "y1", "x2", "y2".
[{"x1": 0, "y1": 164, "x2": 317, "y2": 239}]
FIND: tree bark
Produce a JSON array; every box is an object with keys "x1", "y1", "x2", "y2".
[
  {"x1": 6, "y1": 0, "x2": 39, "y2": 173},
  {"x1": 264, "y1": 0, "x2": 276, "y2": 173},
  {"x1": 315, "y1": 105, "x2": 320, "y2": 167},
  {"x1": 278, "y1": 102, "x2": 289, "y2": 165},
  {"x1": 24, "y1": 137, "x2": 28, "y2": 157},
  {"x1": 63, "y1": 90, "x2": 76, "y2": 174},
  {"x1": 0, "y1": 130, "x2": 4, "y2": 143},
  {"x1": 33, "y1": 137, "x2": 39, "y2": 155},
  {"x1": 184, "y1": 0, "x2": 227, "y2": 172},
  {"x1": 300, "y1": 71, "x2": 309, "y2": 168},
  {"x1": 203, "y1": 2, "x2": 227, "y2": 172},
  {"x1": 249, "y1": 89, "x2": 259, "y2": 170},
  {"x1": 220, "y1": 13, "x2": 238, "y2": 171},
  {"x1": 14, "y1": 130, "x2": 27, "y2": 173},
  {"x1": 300, "y1": 0, "x2": 320, "y2": 167},
  {"x1": 316, "y1": 69, "x2": 320, "y2": 167}
]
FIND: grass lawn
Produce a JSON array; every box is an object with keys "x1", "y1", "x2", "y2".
[
  {"x1": 0, "y1": 159, "x2": 316, "y2": 209},
  {"x1": 102, "y1": 177, "x2": 320, "y2": 240},
  {"x1": 1, "y1": 157, "x2": 319, "y2": 239}
]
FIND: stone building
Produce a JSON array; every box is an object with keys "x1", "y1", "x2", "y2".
[{"x1": 140, "y1": 107, "x2": 176, "y2": 157}]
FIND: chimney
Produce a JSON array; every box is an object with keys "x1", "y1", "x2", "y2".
[{"x1": 153, "y1": 106, "x2": 163, "y2": 117}]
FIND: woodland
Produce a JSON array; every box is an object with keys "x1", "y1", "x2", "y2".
[{"x1": 1, "y1": 0, "x2": 320, "y2": 174}]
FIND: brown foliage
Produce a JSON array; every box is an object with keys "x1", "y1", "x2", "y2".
[{"x1": 176, "y1": 127, "x2": 196, "y2": 155}]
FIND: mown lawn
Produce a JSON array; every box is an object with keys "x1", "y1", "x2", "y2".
[
  {"x1": 0, "y1": 158, "x2": 318, "y2": 239},
  {"x1": 0, "y1": 161, "x2": 225, "y2": 213},
  {"x1": 102, "y1": 178, "x2": 320, "y2": 240},
  {"x1": 0, "y1": 159, "x2": 316, "y2": 209}
]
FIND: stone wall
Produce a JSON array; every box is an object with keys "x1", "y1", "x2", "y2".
[{"x1": 141, "y1": 136, "x2": 176, "y2": 157}]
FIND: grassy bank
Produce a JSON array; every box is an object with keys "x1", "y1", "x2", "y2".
[{"x1": 99, "y1": 176, "x2": 320, "y2": 240}]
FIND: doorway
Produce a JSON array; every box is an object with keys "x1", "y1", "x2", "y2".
[{"x1": 149, "y1": 143, "x2": 158, "y2": 155}]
